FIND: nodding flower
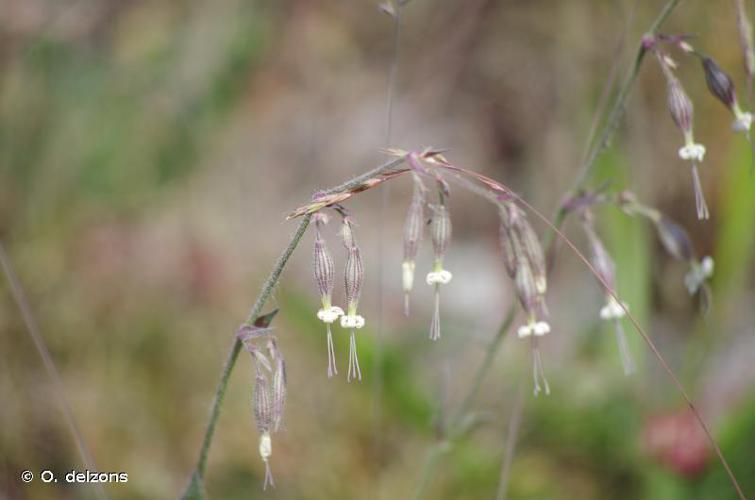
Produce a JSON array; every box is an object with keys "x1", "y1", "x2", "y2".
[
  {"x1": 340, "y1": 218, "x2": 365, "y2": 382},
  {"x1": 427, "y1": 200, "x2": 452, "y2": 341},
  {"x1": 685, "y1": 256, "x2": 714, "y2": 295},
  {"x1": 701, "y1": 56, "x2": 753, "y2": 132},
  {"x1": 243, "y1": 336, "x2": 287, "y2": 491},
  {"x1": 582, "y1": 210, "x2": 635, "y2": 375},
  {"x1": 660, "y1": 55, "x2": 710, "y2": 220},
  {"x1": 402, "y1": 174, "x2": 426, "y2": 316},
  {"x1": 313, "y1": 213, "x2": 342, "y2": 377},
  {"x1": 498, "y1": 202, "x2": 551, "y2": 396}
]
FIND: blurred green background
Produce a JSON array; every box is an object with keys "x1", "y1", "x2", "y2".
[{"x1": 1, "y1": 1, "x2": 754, "y2": 499}]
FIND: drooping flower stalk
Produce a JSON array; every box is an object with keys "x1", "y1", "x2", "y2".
[
  {"x1": 268, "y1": 338, "x2": 287, "y2": 432},
  {"x1": 657, "y1": 52, "x2": 709, "y2": 219},
  {"x1": 402, "y1": 174, "x2": 426, "y2": 316},
  {"x1": 618, "y1": 191, "x2": 715, "y2": 312},
  {"x1": 313, "y1": 213, "x2": 343, "y2": 377},
  {"x1": 701, "y1": 56, "x2": 753, "y2": 132},
  {"x1": 581, "y1": 209, "x2": 635, "y2": 375},
  {"x1": 498, "y1": 202, "x2": 551, "y2": 395},
  {"x1": 426, "y1": 199, "x2": 452, "y2": 341},
  {"x1": 252, "y1": 358, "x2": 274, "y2": 490},
  {"x1": 237, "y1": 318, "x2": 287, "y2": 491},
  {"x1": 340, "y1": 218, "x2": 365, "y2": 382}
]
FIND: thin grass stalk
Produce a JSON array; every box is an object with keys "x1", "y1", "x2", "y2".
[
  {"x1": 495, "y1": 384, "x2": 525, "y2": 500},
  {"x1": 0, "y1": 242, "x2": 107, "y2": 500}
]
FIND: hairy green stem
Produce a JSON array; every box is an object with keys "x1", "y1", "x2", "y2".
[{"x1": 183, "y1": 156, "x2": 408, "y2": 498}]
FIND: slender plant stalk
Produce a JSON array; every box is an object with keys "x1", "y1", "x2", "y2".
[
  {"x1": 183, "y1": 155, "x2": 409, "y2": 498},
  {"x1": 0, "y1": 242, "x2": 107, "y2": 500},
  {"x1": 374, "y1": 3, "x2": 405, "y2": 495},
  {"x1": 188, "y1": 2, "x2": 727, "y2": 498},
  {"x1": 412, "y1": 1, "x2": 684, "y2": 497},
  {"x1": 495, "y1": 383, "x2": 524, "y2": 500}
]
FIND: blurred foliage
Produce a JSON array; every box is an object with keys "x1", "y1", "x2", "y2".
[{"x1": 1, "y1": 1, "x2": 755, "y2": 499}]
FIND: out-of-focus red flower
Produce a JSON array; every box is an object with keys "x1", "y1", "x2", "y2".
[{"x1": 643, "y1": 411, "x2": 710, "y2": 477}]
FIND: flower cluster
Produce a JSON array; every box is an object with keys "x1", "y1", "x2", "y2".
[
  {"x1": 427, "y1": 199, "x2": 453, "y2": 341},
  {"x1": 311, "y1": 213, "x2": 365, "y2": 382},
  {"x1": 498, "y1": 201, "x2": 551, "y2": 395},
  {"x1": 237, "y1": 322, "x2": 287, "y2": 490},
  {"x1": 643, "y1": 33, "x2": 754, "y2": 220},
  {"x1": 580, "y1": 209, "x2": 635, "y2": 375},
  {"x1": 618, "y1": 191, "x2": 714, "y2": 311}
]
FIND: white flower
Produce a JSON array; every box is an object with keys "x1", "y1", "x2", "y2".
[
  {"x1": 517, "y1": 320, "x2": 550, "y2": 338},
  {"x1": 426, "y1": 269, "x2": 453, "y2": 285},
  {"x1": 701, "y1": 256, "x2": 714, "y2": 276},
  {"x1": 259, "y1": 431, "x2": 272, "y2": 460},
  {"x1": 340, "y1": 314, "x2": 365, "y2": 329},
  {"x1": 402, "y1": 261, "x2": 416, "y2": 292},
  {"x1": 600, "y1": 296, "x2": 628, "y2": 320},
  {"x1": 317, "y1": 306, "x2": 344, "y2": 324},
  {"x1": 685, "y1": 256, "x2": 714, "y2": 294},
  {"x1": 678, "y1": 142, "x2": 706, "y2": 162},
  {"x1": 732, "y1": 111, "x2": 753, "y2": 132}
]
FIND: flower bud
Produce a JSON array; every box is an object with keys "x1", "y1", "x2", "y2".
[
  {"x1": 667, "y1": 76, "x2": 694, "y2": 135},
  {"x1": 344, "y1": 245, "x2": 363, "y2": 315},
  {"x1": 702, "y1": 57, "x2": 736, "y2": 109},
  {"x1": 655, "y1": 216, "x2": 693, "y2": 261},
  {"x1": 430, "y1": 203, "x2": 452, "y2": 262},
  {"x1": 403, "y1": 188, "x2": 424, "y2": 266},
  {"x1": 402, "y1": 179, "x2": 425, "y2": 315},
  {"x1": 314, "y1": 227, "x2": 335, "y2": 308},
  {"x1": 268, "y1": 339, "x2": 287, "y2": 432}
]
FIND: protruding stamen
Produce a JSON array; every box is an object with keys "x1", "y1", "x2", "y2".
[
  {"x1": 263, "y1": 460, "x2": 275, "y2": 491},
  {"x1": 347, "y1": 330, "x2": 362, "y2": 382},
  {"x1": 429, "y1": 285, "x2": 441, "y2": 341},
  {"x1": 531, "y1": 338, "x2": 550, "y2": 397},
  {"x1": 691, "y1": 164, "x2": 710, "y2": 220},
  {"x1": 326, "y1": 324, "x2": 337, "y2": 378}
]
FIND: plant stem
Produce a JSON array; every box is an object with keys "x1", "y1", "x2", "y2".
[
  {"x1": 412, "y1": 1, "x2": 683, "y2": 497},
  {"x1": 495, "y1": 383, "x2": 525, "y2": 500},
  {"x1": 183, "y1": 155, "x2": 409, "y2": 498},
  {"x1": 0, "y1": 242, "x2": 107, "y2": 500},
  {"x1": 183, "y1": 215, "x2": 312, "y2": 499}
]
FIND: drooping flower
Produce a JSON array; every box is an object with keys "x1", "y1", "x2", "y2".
[
  {"x1": 701, "y1": 56, "x2": 753, "y2": 132},
  {"x1": 246, "y1": 341, "x2": 287, "y2": 491},
  {"x1": 660, "y1": 56, "x2": 710, "y2": 220},
  {"x1": 313, "y1": 213, "x2": 342, "y2": 377},
  {"x1": 340, "y1": 218, "x2": 365, "y2": 382},
  {"x1": 402, "y1": 174, "x2": 426, "y2": 316},
  {"x1": 498, "y1": 202, "x2": 551, "y2": 395},
  {"x1": 581, "y1": 210, "x2": 635, "y2": 375},
  {"x1": 426, "y1": 200, "x2": 452, "y2": 341}
]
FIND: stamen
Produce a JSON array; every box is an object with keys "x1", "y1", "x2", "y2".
[
  {"x1": 326, "y1": 323, "x2": 337, "y2": 378},
  {"x1": 348, "y1": 330, "x2": 362, "y2": 382},
  {"x1": 429, "y1": 285, "x2": 441, "y2": 341},
  {"x1": 691, "y1": 164, "x2": 710, "y2": 220},
  {"x1": 263, "y1": 459, "x2": 275, "y2": 490},
  {"x1": 531, "y1": 338, "x2": 550, "y2": 397}
]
